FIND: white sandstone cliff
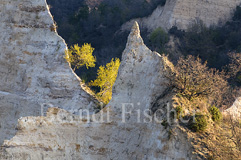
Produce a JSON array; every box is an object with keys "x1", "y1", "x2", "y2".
[
  {"x1": 0, "y1": 22, "x2": 197, "y2": 160},
  {"x1": 0, "y1": 0, "x2": 98, "y2": 145},
  {"x1": 121, "y1": 0, "x2": 241, "y2": 32}
]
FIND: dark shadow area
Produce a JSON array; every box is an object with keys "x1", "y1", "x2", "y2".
[
  {"x1": 46, "y1": 0, "x2": 166, "y2": 81},
  {"x1": 168, "y1": 6, "x2": 241, "y2": 69}
]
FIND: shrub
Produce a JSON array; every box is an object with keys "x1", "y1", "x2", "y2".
[
  {"x1": 65, "y1": 43, "x2": 96, "y2": 70},
  {"x1": 168, "y1": 56, "x2": 228, "y2": 106},
  {"x1": 149, "y1": 27, "x2": 169, "y2": 52},
  {"x1": 209, "y1": 106, "x2": 222, "y2": 122},
  {"x1": 90, "y1": 58, "x2": 120, "y2": 104},
  {"x1": 190, "y1": 113, "x2": 208, "y2": 132},
  {"x1": 227, "y1": 53, "x2": 241, "y2": 86},
  {"x1": 175, "y1": 106, "x2": 183, "y2": 119}
]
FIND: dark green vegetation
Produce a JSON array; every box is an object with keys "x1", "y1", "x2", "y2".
[
  {"x1": 47, "y1": 0, "x2": 166, "y2": 81},
  {"x1": 209, "y1": 106, "x2": 222, "y2": 122},
  {"x1": 149, "y1": 27, "x2": 169, "y2": 53},
  {"x1": 168, "y1": 6, "x2": 241, "y2": 69},
  {"x1": 190, "y1": 113, "x2": 208, "y2": 132}
]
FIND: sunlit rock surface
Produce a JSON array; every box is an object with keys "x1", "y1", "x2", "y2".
[
  {"x1": 0, "y1": 22, "x2": 196, "y2": 160},
  {"x1": 121, "y1": 0, "x2": 241, "y2": 32},
  {"x1": 0, "y1": 0, "x2": 98, "y2": 145},
  {"x1": 224, "y1": 97, "x2": 241, "y2": 119}
]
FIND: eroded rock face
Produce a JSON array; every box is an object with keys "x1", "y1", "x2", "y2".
[
  {"x1": 0, "y1": 22, "x2": 195, "y2": 160},
  {"x1": 121, "y1": 0, "x2": 241, "y2": 32},
  {"x1": 0, "y1": 0, "x2": 97, "y2": 144},
  {"x1": 224, "y1": 97, "x2": 241, "y2": 119}
]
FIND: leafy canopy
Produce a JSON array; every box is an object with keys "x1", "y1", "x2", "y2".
[
  {"x1": 149, "y1": 27, "x2": 169, "y2": 52},
  {"x1": 65, "y1": 43, "x2": 96, "y2": 70},
  {"x1": 90, "y1": 58, "x2": 121, "y2": 104}
]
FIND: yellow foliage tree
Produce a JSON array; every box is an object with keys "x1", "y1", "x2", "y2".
[
  {"x1": 65, "y1": 43, "x2": 96, "y2": 70},
  {"x1": 90, "y1": 58, "x2": 121, "y2": 104}
]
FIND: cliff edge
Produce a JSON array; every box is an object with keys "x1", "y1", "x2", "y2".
[
  {"x1": 0, "y1": 22, "x2": 196, "y2": 160},
  {"x1": 121, "y1": 0, "x2": 241, "y2": 32},
  {"x1": 0, "y1": 0, "x2": 98, "y2": 145}
]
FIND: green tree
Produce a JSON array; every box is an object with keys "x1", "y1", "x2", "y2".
[
  {"x1": 149, "y1": 27, "x2": 169, "y2": 52},
  {"x1": 90, "y1": 58, "x2": 121, "y2": 104},
  {"x1": 65, "y1": 43, "x2": 96, "y2": 70}
]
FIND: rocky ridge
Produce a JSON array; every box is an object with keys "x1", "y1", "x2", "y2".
[
  {"x1": 1, "y1": 0, "x2": 240, "y2": 159},
  {"x1": 0, "y1": 0, "x2": 98, "y2": 145},
  {"x1": 121, "y1": 0, "x2": 241, "y2": 32},
  {"x1": 0, "y1": 22, "x2": 196, "y2": 160}
]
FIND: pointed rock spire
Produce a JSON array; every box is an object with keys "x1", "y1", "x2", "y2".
[
  {"x1": 130, "y1": 21, "x2": 140, "y2": 36},
  {"x1": 111, "y1": 20, "x2": 171, "y2": 113},
  {"x1": 126, "y1": 21, "x2": 144, "y2": 47}
]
